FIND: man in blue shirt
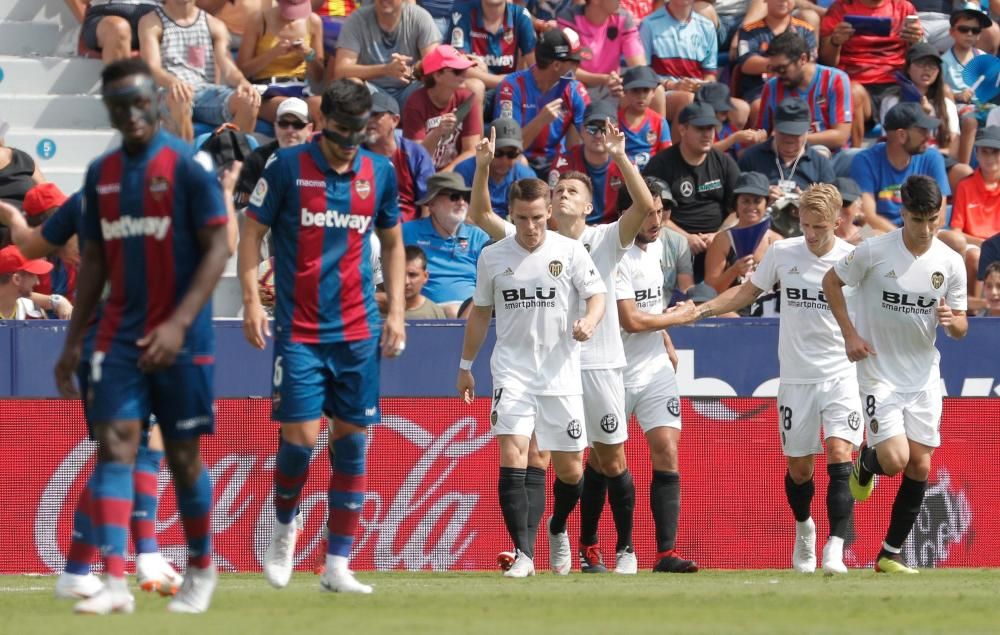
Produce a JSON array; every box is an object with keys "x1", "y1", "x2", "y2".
[
  {"x1": 850, "y1": 102, "x2": 951, "y2": 233},
  {"x1": 403, "y1": 172, "x2": 491, "y2": 316},
  {"x1": 454, "y1": 117, "x2": 535, "y2": 218}
]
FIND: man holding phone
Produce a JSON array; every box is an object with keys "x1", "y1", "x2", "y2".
[{"x1": 820, "y1": 0, "x2": 923, "y2": 147}]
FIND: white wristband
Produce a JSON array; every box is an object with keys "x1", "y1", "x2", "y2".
[
  {"x1": 459, "y1": 358, "x2": 474, "y2": 371},
  {"x1": 50, "y1": 294, "x2": 64, "y2": 310}
]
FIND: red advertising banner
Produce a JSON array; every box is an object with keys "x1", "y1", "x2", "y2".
[{"x1": 2, "y1": 398, "x2": 996, "y2": 573}]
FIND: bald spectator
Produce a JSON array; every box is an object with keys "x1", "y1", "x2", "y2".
[
  {"x1": 454, "y1": 118, "x2": 535, "y2": 219},
  {"x1": 65, "y1": 0, "x2": 161, "y2": 64}
]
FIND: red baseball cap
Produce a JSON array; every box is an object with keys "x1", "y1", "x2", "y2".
[
  {"x1": 0, "y1": 245, "x2": 53, "y2": 276},
  {"x1": 422, "y1": 45, "x2": 476, "y2": 75},
  {"x1": 22, "y1": 182, "x2": 68, "y2": 218},
  {"x1": 278, "y1": 0, "x2": 311, "y2": 21}
]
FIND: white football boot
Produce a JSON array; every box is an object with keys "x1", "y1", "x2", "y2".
[
  {"x1": 263, "y1": 519, "x2": 298, "y2": 588},
  {"x1": 54, "y1": 572, "x2": 104, "y2": 600},
  {"x1": 73, "y1": 580, "x2": 134, "y2": 615},
  {"x1": 792, "y1": 518, "x2": 817, "y2": 573},
  {"x1": 547, "y1": 517, "x2": 572, "y2": 575},
  {"x1": 167, "y1": 564, "x2": 217, "y2": 613},
  {"x1": 503, "y1": 551, "x2": 535, "y2": 578},
  {"x1": 136, "y1": 552, "x2": 183, "y2": 596},
  {"x1": 822, "y1": 538, "x2": 848, "y2": 576}
]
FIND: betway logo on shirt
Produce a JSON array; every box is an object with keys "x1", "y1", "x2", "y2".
[
  {"x1": 301, "y1": 208, "x2": 371, "y2": 234},
  {"x1": 101, "y1": 216, "x2": 171, "y2": 241}
]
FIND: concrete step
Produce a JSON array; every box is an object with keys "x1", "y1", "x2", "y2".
[
  {"x1": 44, "y1": 167, "x2": 87, "y2": 196},
  {"x1": 5, "y1": 129, "x2": 119, "y2": 169},
  {"x1": 0, "y1": 56, "x2": 102, "y2": 95},
  {"x1": 0, "y1": 0, "x2": 77, "y2": 25},
  {"x1": 0, "y1": 21, "x2": 62, "y2": 56},
  {"x1": 0, "y1": 94, "x2": 109, "y2": 129}
]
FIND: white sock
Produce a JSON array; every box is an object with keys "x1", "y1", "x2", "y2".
[
  {"x1": 825, "y1": 536, "x2": 844, "y2": 558},
  {"x1": 882, "y1": 542, "x2": 901, "y2": 554},
  {"x1": 326, "y1": 554, "x2": 349, "y2": 572},
  {"x1": 796, "y1": 519, "x2": 814, "y2": 533}
]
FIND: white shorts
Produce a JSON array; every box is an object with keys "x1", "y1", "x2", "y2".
[
  {"x1": 861, "y1": 382, "x2": 942, "y2": 449},
  {"x1": 625, "y1": 368, "x2": 682, "y2": 433},
  {"x1": 777, "y1": 375, "x2": 864, "y2": 457},
  {"x1": 490, "y1": 386, "x2": 587, "y2": 452},
  {"x1": 582, "y1": 368, "x2": 628, "y2": 446}
]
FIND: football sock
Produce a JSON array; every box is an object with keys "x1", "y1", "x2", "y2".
[
  {"x1": 549, "y1": 477, "x2": 583, "y2": 535},
  {"x1": 524, "y1": 466, "x2": 547, "y2": 552},
  {"x1": 65, "y1": 482, "x2": 97, "y2": 575},
  {"x1": 826, "y1": 462, "x2": 853, "y2": 539},
  {"x1": 91, "y1": 462, "x2": 134, "y2": 578},
  {"x1": 131, "y1": 444, "x2": 164, "y2": 554},
  {"x1": 651, "y1": 470, "x2": 680, "y2": 553},
  {"x1": 498, "y1": 467, "x2": 530, "y2": 557},
  {"x1": 273, "y1": 437, "x2": 312, "y2": 525},
  {"x1": 327, "y1": 433, "x2": 367, "y2": 558},
  {"x1": 176, "y1": 465, "x2": 213, "y2": 569},
  {"x1": 606, "y1": 469, "x2": 635, "y2": 552},
  {"x1": 578, "y1": 463, "x2": 607, "y2": 547},
  {"x1": 860, "y1": 445, "x2": 887, "y2": 477},
  {"x1": 784, "y1": 471, "x2": 814, "y2": 523},
  {"x1": 884, "y1": 475, "x2": 927, "y2": 551}
]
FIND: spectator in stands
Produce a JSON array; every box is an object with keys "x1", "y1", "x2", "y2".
[
  {"x1": 981, "y1": 261, "x2": 1000, "y2": 316},
  {"x1": 331, "y1": 0, "x2": 440, "y2": 110},
  {"x1": 834, "y1": 176, "x2": 865, "y2": 245},
  {"x1": 402, "y1": 172, "x2": 491, "y2": 316},
  {"x1": 915, "y1": 0, "x2": 999, "y2": 53},
  {"x1": 943, "y1": 6, "x2": 993, "y2": 165},
  {"x1": 556, "y1": 0, "x2": 648, "y2": 104},
  {"x1": 364, "y1": 92, "x2": 435, "y2": 223},
  {"x1": 139, "y1": 0, "x2": 261, "y2": 141},
  {"x1": 820, "y1": 0, "x2": 923, "y2": 148},
  {"x1": 735, "y1": 0, "x2": 818, "y2": 107},
  {"x1": 697, "y1": 82, "x2": 762, "y2": 158},
  {"x1": 979, "y1": 233, "x2": 1000, "y2": 302},
  {"x1": 0, "y1": 124, "x2": 45, "y2": 208},
  {"x1": 66, "y1": 0, "x2": 161, "y2": 64},
  {"x1": 196, "y1": 0, "x2": 262, "y2": 50},
  {"x1": 849, "y1": 102, "x2": 950, "y2": 234},
  {"x1": 639, "y1": 0, "x2": 719, "y2": 124},
  {"x1": 449, "y1": 0, "x2": 537, "y2": 94},
  {"x1": 951, "y1": 126, "x2": 1000, "y2": 287},
  {"x1": 0, "y1": 245, "x2": 72, "y2": 320},
  {"x1": 403, "y1": 45, "x2": 484, "y2": 171},
  {"x1": 492, "y1": 27, "x2": 591, "y2": 177},
  {"x1": 738, "y1": 97, "x2": 836, "y2": 195},
  {"x1": 757, "y1": 31, "x2": 852, "y2": 157},
  {"x1": 642, "y1": 101, "x2": 741, "y2": 280},
  {"x1": 548, "y1": 101, "x2": 627, "y2": 225},
  {"x1": 21, "y1": 183, "x2": 76, "y2": 301},
  {"x1": 454, "y1": 117, "x2": 535, "y2": 219},
  {"x1": 236, "y1": 0, "x2": 325, "y2": 124},
  {"x1": 234, "y1": 97, "x2": 313, "y2": 207},
  {"x1": 395, "y1": 245, "x2": 450, "y2": 319},
  {"x1": 618, "y1": 66, "x2": 672, "y2": 170},
  {"x1": 309, "y1": 0, "x2": 359, "y2": 58}
]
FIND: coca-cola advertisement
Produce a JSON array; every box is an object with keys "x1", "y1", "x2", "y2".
[{"x1": 3, "y1": 398, "x2": 997, "y2": 573}]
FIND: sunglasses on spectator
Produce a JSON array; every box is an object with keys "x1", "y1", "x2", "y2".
[
  {"x1": 277, "y1": 118, "x2": 308, "y2": 130},
  {"x1": 439, "y1": 191, "x2": 470, "y2": 202},
  {"x1": 956, "y1": 26, "x2": 982, "y2": 34},
  {"x1": 584, "y1": 124, "x2": 606, "y2": 135},
  {"x1": 495, "y1": 148, "x2": 521, "y2": 159}
]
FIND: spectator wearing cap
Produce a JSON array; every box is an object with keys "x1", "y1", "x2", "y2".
[
  {"x1": 0, "y1": 245, "x2": 72, "y2": 320},
  {"x1": 696, "y1": 82, "x2": 763, "y2": 158},
  {"x1": 834, "y1": 176, "x2": 865, "y2": 244},
  {"x1": 950, "y1": 126, "x2": 1000, "y2": 283},
  {"x1": 820, "y1": 0, "x2": 923, "y2": 148},
  {"x1": 642, "y1": 101, "x2": 741, "y2": 281},
  {"x1": 20, "y1": 183, "x2": 77, "y2": 301},
  {"x1": 235, "y1": 97, "x2": 314, "y2": 208},
  {"x1": 403, "y1": 45, "x2": 484, "y2": 171},
  {"x1": 449, "y1": 0, "x2": 537, "y2": 91},
  {"x1": 65, "y1": 0, "x2": 160, "y2": 65},
  {"x1": 364, "y1": 92, "x2": 435, "y2": 223},
  {"x1": 492, "y1": 27, "x2": 592, "y2": 177},
  {"x1": 401, "y1": 172, "x2": 491, "y2": 316},
  {"x1": 548, "y1": 101, "x2": 629, "y2": 224},
  {"x1": 555, "y1": 0, "x2": 648, "y2": 103},
  {"x1": 704, "y1": 171, "x2": 784, "y2": 303},
  {"x1": 944, "y1": 6, "x2": 994, "y2": 163},
  {"x1": 913, "y1": 0, "x2": 999, "y2": 53},
  {"x1": 390, "y1": 245, "x2": 449, "y2": 319},
  {"x1": 738, "y1": 97, "x2": 836, "y2": 197},
  {"x1": 849, "y1": 101, "x2": 950, "y2": 233},
  {"x1": 454, "y1": 118, "x2": 535, "y2": 218},
  {"x1": 331, "y1": 0, "x2": 441, "y2": 110},
  {"x1": 639, "y1": 0, "x2": 719, "y2": 125},
  {"x1": 236, "y1": 0, "x2": 325, "y2": 124},
  {"x1": 757, "y1": 31, "x2": 853, "y2": 155},
  {"x1": 618, "y1": 66, "x2": 672, "y2": 170},
  {"x1": 734, "y1": 0, "x2": 818, "y2": 105}
]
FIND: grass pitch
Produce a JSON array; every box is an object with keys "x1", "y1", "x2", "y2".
[{"x1": 2, "y1": 569, "x2": 998, "y2": 635}]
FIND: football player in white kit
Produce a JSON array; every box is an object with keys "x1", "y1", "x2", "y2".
[
  {"x1": 467, "y1": 121, "x2": 655, "y2": 575},
  {"x1": 823, "y1": 175, "x2": 968, "y2": 575},
  {"x1": 615, "y1": 176, "x2": 700, "y2": 574},
  {"x1": 675, "y1": 184, "x2": 864, "y2": 574},
  {"x1": 456, "y1": 176, "x2": 607, "y2": 578}
]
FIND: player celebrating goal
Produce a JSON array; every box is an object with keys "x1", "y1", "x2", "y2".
[
  {"x1": 239, "y1": 79, "x2": 406, "y2": 594},
  {"x1": 675, "y1": 184, "x2": 863, "y2": 574},
  {"x1": 457, "y1": 175, "x2": 606, "y2": 578},
  {"x1": 823, "y1": 175, "x2": 968, "y2": 575}
]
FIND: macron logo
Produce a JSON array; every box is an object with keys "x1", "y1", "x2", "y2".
[
  {"x1": 301, "y1": 208, "x2": 371, "y2": 234},
  {"x1": 101, "y1": 216, "x2": 171, "y2": 241}
]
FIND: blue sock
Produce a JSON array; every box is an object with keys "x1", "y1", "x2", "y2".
[
  {"x1": 273, "y1": 438, "x2": 312, "y2": 525},
  {"x1": 327, "y1": 433, "x2": 367, "y2": 557},
  {"x1": 131, "y1": 444, "x2": 164, "y2": 554},
  {"x1": 176, "y1": 466, "x2": 214, "y2": 569},
  {"x1": 91, "y1": 462, "x2": 134, "y2": 578},
  {"x1": 65, "y1": 477, "x2": 97, "y2": 575}
]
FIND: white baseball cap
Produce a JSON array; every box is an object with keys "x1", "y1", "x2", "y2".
[{"x1": 276, "y1": 98, "x2": 310, "y2": 122}]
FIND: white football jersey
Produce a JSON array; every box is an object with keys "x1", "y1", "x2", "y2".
[
  {"x1": 579, "y1": 223, "x2": 630, "y2": 370},
  {"x1": 833, "y1": 231, "x2": 967, "y2": 392},
  {"x1": 474, "y1": 230, "x2": 606, "y2": 395},
  {"x1": 750, "y1": 236, "x2": 855, "y2": 384},
  {"x1": 616, "y1": 240, "x2": 672, "y2": 388}
]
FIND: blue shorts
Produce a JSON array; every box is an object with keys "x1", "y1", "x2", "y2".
[
  {"x1": 84, "y1": 353, "x2": 215, "y2": 440},
  {"x1": 271, "y1": 337, "x2": 381, "y2": 426},
  {"x1": 193, "y1": 84, "x2": 236, "y2": 126}
]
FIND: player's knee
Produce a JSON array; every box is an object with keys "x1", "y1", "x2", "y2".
[
  {"x1": 787, "y1": 460, "x2": 814, "y2": 484},
  {"x1": 878, "y1": 450, "x2": 908, "y2": 477},
  {"x1": 593, "y1": 445, "x2": 626, "y2": 477},
  {"x1": 554, "y1": 464, "x2": 583, "y2": 484},
  {"x1": 163, "y1": 441, "x2": 203, "y2": 488},
  {"x1": 331, "y1": 432, "x2": 367, "y2": 475}
]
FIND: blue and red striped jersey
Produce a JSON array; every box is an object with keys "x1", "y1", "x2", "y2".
[
  {"x1": 247, "y1": 141, "x2": 400, "y2": 344},
  {"x1": 618, "y1": 107, "x2": 671, "y2": 170},
  {"x1": 547, "y1": 145, "x2": 626, "y2": 225},
  {"x1": 638, "y1": 6, "x2": 717, "y2": 81},
  {"x1": 80, "y1": 130, "x2": 226, "y2": 362},
  {"x1": 450, "y1": 1, "x2": 536, "y2": 76},
  {"x1": 756, "y1": 64, "x2": 853, "y2": 135},
  {"x1": 494, "y1": 68, "x2": 590, "y2": 173}
]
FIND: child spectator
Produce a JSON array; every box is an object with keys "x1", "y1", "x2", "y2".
[
  {"x1": 951, "y1": 127, "x2": 1000, "y2": 285},
  {"x1": 617, "y1": 66, "x2": 672, "y2": 170},
  {"x1": 735, "y1": 0, "x2": 817, "y2": 106},
  {"x1": 449, "y1": 0, "x2": 537, "y2": 92},
  {"x1": 942, "y1": 6, "x2": 993, "y2": 164}
]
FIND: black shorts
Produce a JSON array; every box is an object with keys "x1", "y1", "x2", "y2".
[
  {"x1": 862, "y1": 83, "x2": 898, "y2": 121},
  {"x1": 82, "y1": 3, "x2": 158, "y2": 52}
]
